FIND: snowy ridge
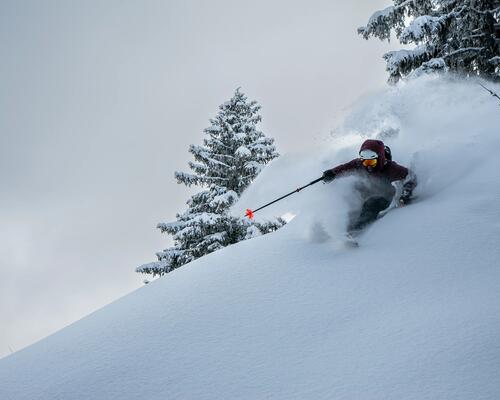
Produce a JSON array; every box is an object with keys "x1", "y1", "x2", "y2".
[{"x1": 1, "y1": 78, "x2": 500, "y2": 400}]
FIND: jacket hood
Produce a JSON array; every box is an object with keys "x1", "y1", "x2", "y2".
[{"x1": 359, "y1": 139, "x2": 386, "y2": 170}]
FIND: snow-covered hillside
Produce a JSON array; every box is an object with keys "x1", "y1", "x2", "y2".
[{"x1": 1, "y1": 77, "x2": 500, "y2": 400}]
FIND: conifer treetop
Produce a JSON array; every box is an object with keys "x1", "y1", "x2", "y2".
[{"x1": 175, "y1": 88, "x2": 279, "y2": 198}]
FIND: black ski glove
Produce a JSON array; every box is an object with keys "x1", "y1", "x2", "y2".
[
  {"x1": 399, "y1": 170, "x2": 417, "y2": 205},
  {"x1": 322, "y1": 169, "x2": 336, "y2": 183},
  {"x1": 399, "y1": 188, "x2": 413, "y2": 205}
]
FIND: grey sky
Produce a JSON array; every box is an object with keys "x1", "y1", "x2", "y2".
[{"x1": 0, "y1": 0, "x2": 394, "y2": 358}]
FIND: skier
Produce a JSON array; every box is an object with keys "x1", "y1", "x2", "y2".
[{"x1": 322, "y1": 139, "x2": 417, "y2": 232}]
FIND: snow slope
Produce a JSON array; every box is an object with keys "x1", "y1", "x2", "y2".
[{"x1": 2, "y1": 77, "x2": 500, "y2": 400}]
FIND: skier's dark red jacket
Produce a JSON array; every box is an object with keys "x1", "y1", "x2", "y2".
[
  {"x1": 327, "y1": 139, "x2": 408, "y2": 181},
  {"x1": 325, "y1": 139, "x2": 416, "y2": 200}
]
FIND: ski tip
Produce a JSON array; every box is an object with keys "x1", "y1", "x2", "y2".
[
  {"x1": 344, "y1": 233, "x2": 360, "y2": 248},
  {"x1": 344, "y1": 239, "x2": 360, "y2": 248},
  {"x1": 245, "y1": 209, "x2": 254, "y2": 220}
]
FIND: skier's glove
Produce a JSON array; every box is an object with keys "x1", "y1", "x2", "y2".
[
  {"x1": 399, "y1": 188, "x2": 412, "y2": 205},
  {"x1": 399, "y1": 171, "x2": 417, "y2": 206},
  {"x1": 322, "y1": 169, "x2": 336, "y2": 183}
]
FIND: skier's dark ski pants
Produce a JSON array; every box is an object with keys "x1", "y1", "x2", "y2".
[{"x1": 349, "y1": 196, "x2": 391, "y2": 232}]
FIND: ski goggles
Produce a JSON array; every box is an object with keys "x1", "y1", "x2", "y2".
[
  {"x1": 361, "y1": 158, "x2": 378, "y2": 167},
  {"x1": 359, "y1": 149, "x2": 378, "y2": 167}
]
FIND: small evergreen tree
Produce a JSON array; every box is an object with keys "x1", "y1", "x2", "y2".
[
  {"x1": 137, "y1": 89, "x2": 285, "y2": 277},
  {"x1": 358, "y1": 0, "x2": 500, "y2": 83}
]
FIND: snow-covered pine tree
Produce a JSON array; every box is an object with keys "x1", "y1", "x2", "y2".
[
  {"x1": 358, "y1": 0, "x2": 500, "y2": 83},
  {"x1": 137, "y1": 88, "x2": 285, "y2": 277}
]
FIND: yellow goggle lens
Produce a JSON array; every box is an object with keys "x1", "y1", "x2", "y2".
[{"x1": 362, "y1": 158, "x2": 378, "y2": 167}]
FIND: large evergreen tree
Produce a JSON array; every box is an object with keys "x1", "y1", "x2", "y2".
[
  {"x1": 137, "y1": 89, "x2": 284, "y2": 277},
  {"x1": 358, "y1": 0, "x2": 500, "y2": 83}
]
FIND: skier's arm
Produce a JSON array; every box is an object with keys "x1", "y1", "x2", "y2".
[
  {"x1": 399, "y1": 169, "x2": 417, "y2": 205},
  {"x1": 387, "y1": 161, "x2": 417, "y2": 205},
  {"x1": 323, "y1": 159, "x2": 360, "y2": 182}
]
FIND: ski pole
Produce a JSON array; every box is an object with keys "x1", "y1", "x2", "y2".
[{"x1": 245, "y1": 176, "x2": 323, "y2": 219}]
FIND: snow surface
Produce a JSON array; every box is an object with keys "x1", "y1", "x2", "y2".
[{"x1": 2, "y1": 77, "x2": 500, "y2": 399}]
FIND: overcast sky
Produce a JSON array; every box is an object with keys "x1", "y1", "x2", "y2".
[{"x1": 0, "y1": 0, "x2": 395, "y2": 358}]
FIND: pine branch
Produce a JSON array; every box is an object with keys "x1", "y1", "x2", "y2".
[
  {"x1": 443, "y1": 47, "x2": 484, "y2": 59},
  {"x1": 478, "y1": 82, "x2": 500, "y2": 106},
  {"x1": 462, "y1": 33, "x2": 486, "y2": 40},
  {"x1": 469, "y1": 6, "x2": 500, "y2": 15}
]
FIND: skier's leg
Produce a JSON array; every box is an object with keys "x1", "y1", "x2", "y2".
[{"x1": 349, "y1": 196, "x2": 391, "y2": 232}]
